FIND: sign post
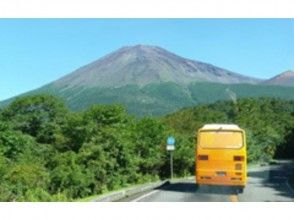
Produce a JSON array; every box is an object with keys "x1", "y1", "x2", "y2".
[
  {"x1": 166, "y1": 136, "x2": 175, "y2": 180},
  {"x1": 170, "y1": 151, "x2": 173, "y2": 180}
]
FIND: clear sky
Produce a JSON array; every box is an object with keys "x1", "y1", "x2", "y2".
[{"x1": 0, "y1": 19, "x2": 293, "y2": 101}]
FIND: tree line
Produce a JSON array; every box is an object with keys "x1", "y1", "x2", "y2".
[{"x1": 0, "y1": 94, "x2": 293, "y2": 201}]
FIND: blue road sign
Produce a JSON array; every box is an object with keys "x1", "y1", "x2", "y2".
[{"x1": 167, "y1": 136, "x2": 175, "y2": 145}]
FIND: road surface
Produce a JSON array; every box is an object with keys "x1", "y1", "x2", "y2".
[{"x1": 119, "y1": 160, "x2": 294, "y2": 202}]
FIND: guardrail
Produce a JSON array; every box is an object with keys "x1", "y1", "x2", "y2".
[{"x1": 92, "y1": 180, "x2": 170, "y2": 202}]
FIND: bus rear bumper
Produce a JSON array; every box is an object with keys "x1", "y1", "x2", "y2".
[
  {"x1": 195, "y1": 170, "x2": 247, "y2": 187},
  {"x1": 196, "y1": 179, "x2": 246, "y2": 187}
]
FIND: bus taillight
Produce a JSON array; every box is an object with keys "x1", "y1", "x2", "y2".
[
  {"x1": 234, "y1": 156, "x2": 244, "y2": 161},
  {"x1": 198, "y1": 155, "x2": 209, "y2": 160}
]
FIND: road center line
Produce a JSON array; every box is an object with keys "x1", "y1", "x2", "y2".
[
  {"x1": 131, "y1": 190, "x2": 160, "y2": 202},
  {"x1": 229, "y1": 194, "x2": 239, "y2": 202}
]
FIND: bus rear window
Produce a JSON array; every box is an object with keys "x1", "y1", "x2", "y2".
[{"x1": 199, "y1": 131, "x2": 243, "y2": 149}]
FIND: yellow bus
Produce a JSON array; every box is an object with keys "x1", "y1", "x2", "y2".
[{"x1": 195, "y1": 124, "x2": 247, "y2": 192}]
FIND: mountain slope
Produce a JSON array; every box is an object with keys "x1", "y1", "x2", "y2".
[
  {"x1": 13, "y1": 82, "x2": 292, "y2": 117},
  {"x1": 263, "y1": 70, "x2": 294, "y2": 86},
  {"x1": 52, "y1": 45, "x2": 260, "y2": 89}
]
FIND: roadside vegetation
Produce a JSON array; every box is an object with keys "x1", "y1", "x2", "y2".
[{"x1": 0, "y1": 95, "x2": 293, "y2": 201}]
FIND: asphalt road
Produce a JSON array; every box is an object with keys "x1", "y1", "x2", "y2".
[{"x1": 119, "y1": 160, "x2": 294, "y2": 202}]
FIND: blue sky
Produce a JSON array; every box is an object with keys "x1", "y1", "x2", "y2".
[{"x1": 0, "y1": 19, "x2": 293, "y2": 101}]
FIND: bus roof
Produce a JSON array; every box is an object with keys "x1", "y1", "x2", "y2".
[{"x1": 200, "y1": 124, "x2": 241, "y2": 131}]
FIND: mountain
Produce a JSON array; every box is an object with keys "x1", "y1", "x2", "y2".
[
  {"x1": 263, "y1": 70, "x2": 294, "y2": 86},
  {"x1": 1, "y1": 45, "x2": 293, "y2": 116},
  {"x1": 52, "y1": 45, "x2": 260, "y2": 89}
]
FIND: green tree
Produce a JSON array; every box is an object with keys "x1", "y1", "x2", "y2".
[
  {"x1": 50, "y1": 151, "x2": 93, "y2": 199},
  {"x1": 131, "y1": 118, "x2": 165, "y2": 180},
  {"x1": 1, "y1": 94, "x2": 67, "y2": 144}
]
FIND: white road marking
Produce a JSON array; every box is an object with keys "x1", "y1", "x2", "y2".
[
  {"x1": 131, "y1": 190, "x2": 160, "y2": 202},
  {"x1": 285, "y1": 180, "x2": 294, "y2": 194}
]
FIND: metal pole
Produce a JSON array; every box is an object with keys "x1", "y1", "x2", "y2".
[{"x1": 170, "y1": 151, "x2": 173, "y2": 179}]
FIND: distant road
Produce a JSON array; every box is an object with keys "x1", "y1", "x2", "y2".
[{"x1": 119, "y1": 160, "x2": 294, "y2": 202}]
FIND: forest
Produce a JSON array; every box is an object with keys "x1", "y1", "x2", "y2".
[{"x1": 0, "y1": 94, "x2": 293, "y2": 201}]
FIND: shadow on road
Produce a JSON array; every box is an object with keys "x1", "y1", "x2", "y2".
[
  {"x1": 158, "y1": 182, "x2": 240, "y2": 195},
  {"x1": 247, "y1": 160, "x2": 294, "y2": 201}
]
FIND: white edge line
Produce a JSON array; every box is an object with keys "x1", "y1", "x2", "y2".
[
  {"x1": 285, "y1": 180, "x2": 294, "y2": 194},
  {"x1": 131, "y1": 190, "x2": 159, "y2": 202}
]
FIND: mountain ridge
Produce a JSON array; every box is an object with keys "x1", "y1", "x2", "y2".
[
  {"x1": 263, "y1": 70, "x2": 294, "y2": 86},
  {"x1": 51, "y1": 44, "x2": 261, "y2": 89}
]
